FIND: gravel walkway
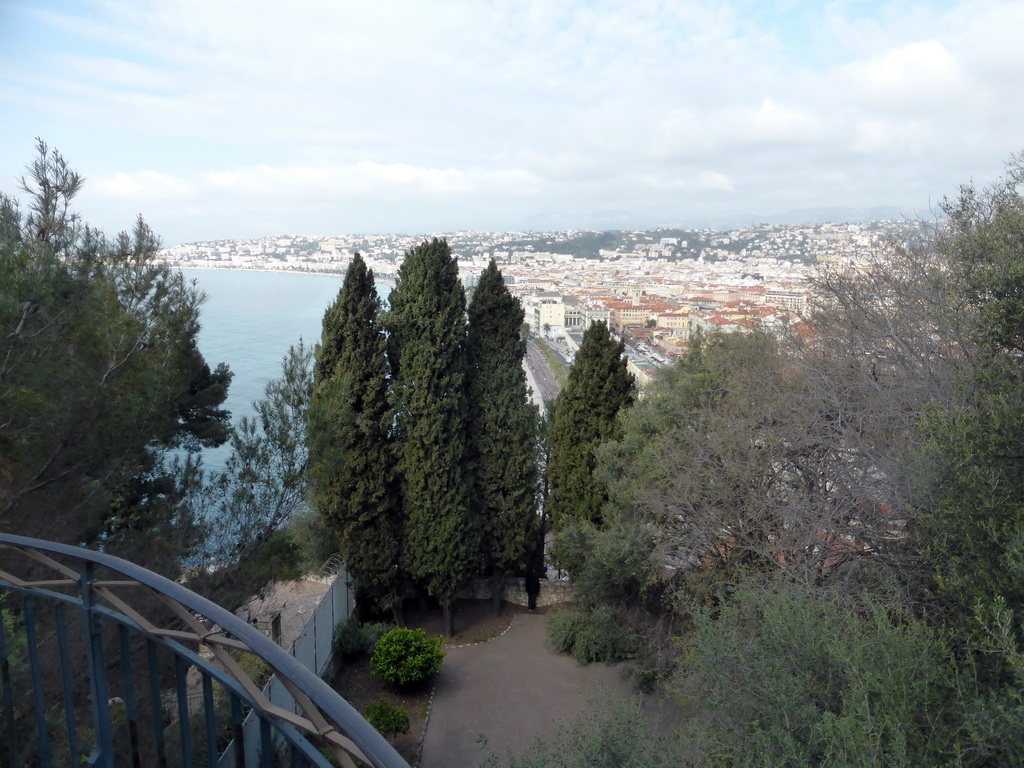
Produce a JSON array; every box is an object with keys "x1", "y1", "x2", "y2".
[{"x1": 418, "y1": 613, "x2": 636, "y2": 768}]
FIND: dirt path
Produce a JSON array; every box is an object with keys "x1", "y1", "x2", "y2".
[{"x1": 418, "y1": 613, "x2": 636, "y2": 768}]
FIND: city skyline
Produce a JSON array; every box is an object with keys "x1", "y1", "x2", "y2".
[{"x1": 2, "y1": 0, "x2": 1022, "y2": 246}]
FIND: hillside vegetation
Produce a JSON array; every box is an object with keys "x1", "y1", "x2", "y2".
[{"x1": 529, "y1": 154, "x2": 1024, "y2": 766}]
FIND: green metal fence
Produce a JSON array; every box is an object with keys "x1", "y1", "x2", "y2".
[{"x1": 0, "y1": 534, "x2": 408, "y2": 768}]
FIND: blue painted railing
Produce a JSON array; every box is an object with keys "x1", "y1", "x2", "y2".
[{"x1": 0, "y1": 533, "x2": 409, "y2": 768}]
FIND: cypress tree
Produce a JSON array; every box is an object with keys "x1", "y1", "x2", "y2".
[
  {"x1": 387, "y1": 238, "x2": 471, "y2": 636},
  {"x1": 465, "y1": 260, "x2": 540, "y2": 616},
  {"x1": 307, "y1": 253, "x2": 403, "y2": 621},
  {"x1": 546, "y1": 321, "x2": 635, "y2": 532}
]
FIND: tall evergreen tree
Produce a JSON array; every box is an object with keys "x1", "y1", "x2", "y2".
[
  {"x1": 307, "y1": 254, "x2": 403, "y2": 620},
  {"x1": 387, "y1": 238, "x2": 471, "y2": 636},
  {"x1": 546, "y1": 321, "x2": 634, "y2": 534},
  {"x1": 466, "y1": 260, "x2": 539, "y2": 615},
  {"x1": 0, "y1": 140, "x2": 231, "y2": 576}
]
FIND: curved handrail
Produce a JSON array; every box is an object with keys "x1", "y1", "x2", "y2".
[{"x1": 0, "y1": 533, "x2": 409, "y2": 768}]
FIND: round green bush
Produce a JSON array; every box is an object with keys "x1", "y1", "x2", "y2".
[
  {"x1": 370, "y1": 627, "x2": 444, "y2": 689},
  {"x1": 364, "y1": 697, "x2": 410, "y2": 737}
]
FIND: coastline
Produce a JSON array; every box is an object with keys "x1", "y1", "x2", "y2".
[
  {"x1": 173, "y1": 264, "x2": 345, "y2": 278},
  {"x1": 169, "y1": 263, "x2": 398, "y2": 284}
]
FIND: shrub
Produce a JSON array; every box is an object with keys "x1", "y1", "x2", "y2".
[
  {"x1": 548, "y1": 607, "x2": 590, "y2": 654},
  {"x1": 571, "y1": 522, "x2": 660, "y2": 610},
  {"x1": 548, "y1": 605, "x2": 635, "y2": 664},
  {"x1": 370, "y1": 627, "x2": 444, "y2": 689},
  {"x1": 632, "y1": 665, "x2": 659, "y2": 695},
  {"x1": 361, "y1": 621, "x2": 390, "y2": 652},
  {"x1": 364, "y1": 698, "x2": 410, "y2": 737},
  {"x1": 675, "y1": 580, "x2": 969, "y2": 766},
  {"x1": 334, "y1": 619, "x2": 394, "y2": 659},
  {"x1": 334, "y1": 619, "x2": 367, "y2": 658}
]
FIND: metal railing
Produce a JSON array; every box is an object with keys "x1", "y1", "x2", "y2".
[{"x1": 0, "y1": 533, "x2": 409, "y2": 768}]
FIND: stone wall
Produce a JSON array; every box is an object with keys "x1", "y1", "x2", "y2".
[{"x1": 456, "y1": 576, "x2": 573, "y2": 608}]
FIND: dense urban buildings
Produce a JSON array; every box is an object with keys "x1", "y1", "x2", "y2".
[{"x1": 159, "y1": 220, "x2": 928, "y2": 388}]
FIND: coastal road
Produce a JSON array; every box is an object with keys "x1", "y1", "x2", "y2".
[{"x1": 524, "y1": 338, "x2": 564, "y2": 404}]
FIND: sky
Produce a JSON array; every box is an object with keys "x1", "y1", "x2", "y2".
[{"x1": 1, "y1": 0, "x2": 1023, "y2": 246}]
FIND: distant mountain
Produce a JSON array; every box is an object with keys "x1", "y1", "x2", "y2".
[{"x1": 690, "y1": 205, "x2": 918, "y2": 231}]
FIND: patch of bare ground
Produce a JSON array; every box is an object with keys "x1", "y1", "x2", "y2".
[{"x1": 328, "y1": 599, "x2": 539, "y2": 764}]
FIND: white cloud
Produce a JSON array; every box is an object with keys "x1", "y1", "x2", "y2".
[
  {"x1": 697, "y1": 170, "x2": 735, "y2": 194},
  {"x1": 3, "y1": 0, "x2": 1024, "y2": 243},
  {"x1": 88, "y1": 159, "x2": 543, "y2": 207},
  {"x1": 838, "y1": 40, "x2": 967, "y2": 111},
  {"x1": 90, "y1": 171, "x2": 196, "y2": 202}
]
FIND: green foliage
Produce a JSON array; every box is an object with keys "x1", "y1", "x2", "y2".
[
  {"x1": 958, "y1": 598, "x2": 1024, "y2": 764},
  {"x1": 333, "y1": 620, "x2": 365, "y2": 657},
  {"x1": 466, "y1": 260, "x2": 540, "y2": 584},
  {"x1": 547, "y1": 607, "x2": 588, "y2": 654},
  {"x1": 187, "y1": 343, "x2": 311, "y2": 609},
  {"x1": 910, "y1": 161, "x2": 1024, "y2": 636},
  {"x1": 386, "y1": 238, "x2": 472, "y2": 608},
  {"x1": 364, "y1": 698, "x2": 410, "y2": 737},
  {"x1": 501, "y1": 156, "x2": 1024, "y2": 766},
  {"x1": 333, "y1": 618, "x2": 391, "y2": 658},
  {"x1": 370, "y1": 627, "x2": 444, "y2": 690},
  {"x1": 555, "y1": 519, "x2": 659, "y2": 611},
  {"x1": 0, "y1": 598, "x2": 27, "y2": 680},
  {"x1": 361, "y1": 620, "x2": 391, "y2": 654},
  {"x1": 594, "y1": 331, "x2": 775, "y2": 570},
  {"x1": 547, "y1": 605, "x2": 635, "y2": 665},
  {"x1": 675, "y1": 580, "x2": 967, "y2": 767},
  {"x1": 595, "y1": 328, "x2": 911, "y2": 595},
  {"x1": 546, "y1": 321, "x2": 634, "y2": 533},
  {"x1": 0, "y1": 600, "x2": 73, "y2": 765},
  {"x1": 1, "y1": 140, "x2": 229, "y2": 575},
  {"x1": 284, "y1": 505, "x2": 339, "y2": 575},
  {"x1": 916, "y1": 365, "x2": 1024, "y2": 629},
  {"x1": 307, "y1": 253, "x2": 402, "y2": 613},
  {"x1": 938, "y1": 156, "x2": 1024, "y2": 357},
  {"x1": 235, "y1": 651, "x2": 274, "y2": 692}
]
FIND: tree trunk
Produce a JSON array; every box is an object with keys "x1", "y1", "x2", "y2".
[
  {"x1": 442, "y1": 602, "x2": 455, "y2": 638},
  {"x1": 391, "y1": 601, "x2": 406, "y2": 628},
  {"x1": 491, "y1": 568, "x2": 504, "y2": 617}
]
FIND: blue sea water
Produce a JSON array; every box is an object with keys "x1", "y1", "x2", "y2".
[{"x1": 180, "y1": 268, "x2": 389, "y2": 474}]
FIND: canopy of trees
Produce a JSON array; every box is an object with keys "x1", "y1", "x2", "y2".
[
  {"x1": 308, "y1": 254, "x2": 403, "y2": 619},
  {"x1": 1, "y1": 142, "x2": 312, "y2": 611},
  {"x1": 0, "y1": 141, "x2": 231, "y2": 576},
  {"x1": 387, "y1": 238, "x2": 473, "y2": 635},
  {"x1": 466, "y1": 260, "x2": 540, "y2": 615},
  {"x1": 517, "y1": 155, "x2": 1024, "y2": 765},
  {"x1": 308, "y1": 245, "x2": 540, "y2": 634},
  {"x1": 546, "y1": 321, "x2": 634, "y2": 533}
]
